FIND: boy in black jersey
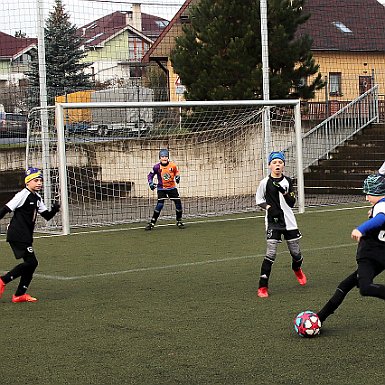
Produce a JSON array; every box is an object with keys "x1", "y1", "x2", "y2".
[
  {"x1": 0, "y1": 168, "x2": 60, "y2": 303},
  {"x1": 256, "y1": 151, "x2": 306, "y2": 298},
  {"x1": 317, "y1": 164, "x2": 385, "y2": 323}
]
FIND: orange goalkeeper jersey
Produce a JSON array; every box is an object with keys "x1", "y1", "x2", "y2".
[{"x1": 148, "y1": 161, "x2": 179, "y2": 190}]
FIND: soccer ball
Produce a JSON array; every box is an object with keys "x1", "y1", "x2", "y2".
[{"x1": 294, "y1": 311, "x2": 321, "y2": 338}]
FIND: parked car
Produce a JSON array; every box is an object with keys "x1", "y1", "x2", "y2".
[{"x1": 0, "y1": 113, "x2": 28, "y2": 137}]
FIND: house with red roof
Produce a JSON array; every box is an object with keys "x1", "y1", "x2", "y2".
[
  {"x1": 77, "y1": 4, "x2": 169, "y2": 84},
  {"x1": 299, "y1": 0, "x2": 385, "y2": 112},
  {"x1": 142, "y1": 0, "x2": 385, "y2": 106},
  {"x1": 0, "y1": 31, "x2": 37, "y2": 87}
]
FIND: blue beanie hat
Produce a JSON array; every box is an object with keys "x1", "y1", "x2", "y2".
[
  {"x1": 25, "y1": 167, "x2": 43, "y2": 184},
  {"x1": 268, "y1": 151, "x2": 285, "y2": 164},
  {"x1": 159, "y1": 149, "x2": 169, "y2": 158}
]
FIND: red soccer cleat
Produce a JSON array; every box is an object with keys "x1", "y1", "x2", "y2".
[
  {"x1": 257, "y1": 287, "x2": 269, "y2": 298},
  {"x1": 12, "y1": 294, "x2": 38, "y2": 303},
  {"x1": 0, "y1": 278, "x2": 6, "y2": 299},
  {"x1": 294, "y1": 268, "x2": 307, "y2": 286}
]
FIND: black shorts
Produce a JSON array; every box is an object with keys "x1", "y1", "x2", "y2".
[
  {"x1": 9, "y1": 242, "x2": 35, "y2": 260},
  {"x1": 157, "y1": 188, "x2": 180, "y2": 200},
  {"x1": 357, "y1": 258, "x2": 385, "y2": 287},
  {"x1": 266, "y1": 228, "x2": 302, "y2": 242}
]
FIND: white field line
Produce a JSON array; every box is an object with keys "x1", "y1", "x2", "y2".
[
  {"x1": 0, "y1": 205, "x2": 369, "y2": 240},
  {"x1": 1, "y1": 205, "x2": 366, "y2": 281},
  {"x1": 34, "y1": 242, "x2": 356, "y2": 281}
]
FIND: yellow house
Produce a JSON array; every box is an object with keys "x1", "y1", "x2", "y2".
[
  {"x1": 143, "y1": 0, "x2": 385, "y2": 112},
  {"x1": 300, "y1": 0, "x2": 385, "y2": 105}
]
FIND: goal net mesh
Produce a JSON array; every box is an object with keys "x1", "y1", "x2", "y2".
[{"x1": 27, "y1": 102, "x2": 302, "y2": 231}]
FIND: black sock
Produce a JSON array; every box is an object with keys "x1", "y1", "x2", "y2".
[
  {"x1": 291, "y1": 254, "x2": 303, "y2": 271},
  {"x1": 318, "y1": 288, "x2": 346, "y2": 323},
  {"x1": 151, "y1": 210, "x2": 160, "y2": 224},
  {"x1": 259, "y1": 258, "x2": 273, "y2": 288}
]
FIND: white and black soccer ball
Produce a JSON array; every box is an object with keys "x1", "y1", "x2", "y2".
[{"x1": 294, "y1": 311, "x2": 321, "y2": 338}]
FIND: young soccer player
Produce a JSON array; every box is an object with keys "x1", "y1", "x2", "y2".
[
  {"x1": 256, "y1": 151, "x2": 307, "y2": 298},
  {"x1": 145, "y1": 149, "x2": 184, "y2": 230},
  {"x1": 317, "y1": 165, "x2": 385, "y2": 323},
  {"x1": 0, "y1": 167, "x2": 60, "y2": 303}
]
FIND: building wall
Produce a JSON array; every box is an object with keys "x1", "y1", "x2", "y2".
[
  {"x1": 84, "y1": 31, "x2": 130, "y2": 62},
  {"x1": 0, "y1": 60, "x2": 31, "y2": 85},
  {"x1": 168, "y1": 62, "x2": 183, "y2": 101},
  {"x1": 167, "y1": 51, "x2": 385, "y2": 103},
  {"x1": 0, "y1": 124, "x2": 294, "y2": 198},
  {"x1": 307, "y1": 51, "x2": 385, "y2": 102}
]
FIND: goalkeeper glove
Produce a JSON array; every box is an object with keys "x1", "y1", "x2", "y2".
[
  {"x1": 273, "y1": 181, "x2": 287, "y2": 194},
  {"x1": 175, "y1": 175, "x2": 180, "y2": 184},
  {"x1": 149, "y1": 182, "x2": 156, "y2": 190},
  {"x1": 51, "y1": 201, "x2": 61, "y2": 213}
]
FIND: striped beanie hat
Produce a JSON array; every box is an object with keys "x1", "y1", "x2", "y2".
[{"x1": 25, "y1": 167, "x2": 43, "y2": 184}]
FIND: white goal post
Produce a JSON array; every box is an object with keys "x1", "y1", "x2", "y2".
[{"x1": 29, "y1": 99, "x2": 304, "y2": 235}]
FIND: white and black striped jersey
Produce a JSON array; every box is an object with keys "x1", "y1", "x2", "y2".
[
  {"x1": 256, "y1": 175, "x2": 298, "y2": 231},
  {"x1": 4, "y1": 188, "x2": 48, "y2": 244}
]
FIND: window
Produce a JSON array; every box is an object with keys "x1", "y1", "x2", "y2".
[
  {"x1": 332, "y1": 21, "x2": 353, "y2": 34},
  {"x1": 180, "y1": 14, "x2": 190, "y2": 23},
  {"x1": 128, "y1": 36, "x2": 149, "y2": 62},
  {"x1": 329, "y1": 72, "x2": 342, "y2": 96},
  {"x1": 297, "y1": 77, "x2": 307, "y2": 88},
  {"x1": 155, "y1": 20, "x2": 169, "y2": 29},
  {"x1": 292, "y1": 76, "x2": 307, "y2": 95},
  {"x1": 359, "y1": 76, "x2": 372, "y2": 95},
  {"x1": 19, "y1": 78, "x2": 28, "y2": 87}
]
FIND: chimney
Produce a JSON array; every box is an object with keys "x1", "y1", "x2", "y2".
[{"x1": 131, "y1": 3, "x2": 142, "y2": 32}]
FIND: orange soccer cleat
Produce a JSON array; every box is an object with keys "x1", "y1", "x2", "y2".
[
  {"x1": 294, "y1": 268, "x2": 307, "y2": 286},
  {"x1": 12, "y1": 294, "x2": 38, "y2": 303},
  {"x1": 0, "y1": 278, "x2": 6, "y2": 299}
]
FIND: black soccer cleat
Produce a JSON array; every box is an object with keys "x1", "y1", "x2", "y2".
[
  {"x1": 176, "y1": 221, "x2": 185, "y2": 229},
  {"x1": 145, "y1": 223, "x2": 155, "y2": 231}
]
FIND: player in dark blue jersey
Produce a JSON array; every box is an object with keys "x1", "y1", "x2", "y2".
[
  {"x1": 318, "y1": 162, "x2": 385, "y2": 323},
  {"x1": 0, "y1": 168, "x2": 60, "y2": 303}
]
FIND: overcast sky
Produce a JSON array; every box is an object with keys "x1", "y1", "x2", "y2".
[{"x1": 0, "y1": 0, "x2": 384, "y2": 37}]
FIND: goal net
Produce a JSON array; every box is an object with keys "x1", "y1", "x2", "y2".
[{"x1": 26, "y1": 99, "x2": 303, "y2": 234}]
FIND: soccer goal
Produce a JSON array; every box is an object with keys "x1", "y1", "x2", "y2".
[{"x1": 27, "y1": 99, "x2": 303, "y2": 234}]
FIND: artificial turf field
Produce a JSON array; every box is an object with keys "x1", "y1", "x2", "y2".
[{"x1": 1, "y1": 205, "x2": 385, "y2": 385}]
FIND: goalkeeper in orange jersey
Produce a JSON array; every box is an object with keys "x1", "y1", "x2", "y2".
[
  {"x1": 256, "y1": 151, "x2": 307, "y2": 298},
  {"x1": 145, "y1": 149, "x2": 185, "y2": 230}
]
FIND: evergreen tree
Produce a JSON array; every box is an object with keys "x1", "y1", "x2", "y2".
[
  {"x1": 27, "y1": 0, "x2": 92, "y2": 106},
  {"x1": 171, "y1": 0, "x2": 324, "y2": 100}
]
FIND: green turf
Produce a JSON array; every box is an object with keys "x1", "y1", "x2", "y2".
[{"x1": 1, "y1": 206, "x2": 385, "y2": 384}]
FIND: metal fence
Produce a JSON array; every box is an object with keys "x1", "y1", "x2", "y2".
[{"x1": 285, "y1": 85, "x2": 379, "y2": 177}]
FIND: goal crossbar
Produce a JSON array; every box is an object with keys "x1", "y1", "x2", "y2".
[{"x1": 53, "y1": 99, "x2": 303, "y2": 235}]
